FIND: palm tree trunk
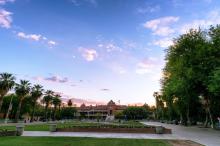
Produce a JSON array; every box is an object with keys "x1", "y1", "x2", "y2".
[
  {"x1": 30, "y1": 102, "x2": 36, "y2": 122},
  {"x1": 53, "y1": 106, "x2": 57, "y2": 121},
  {"x1": 44, "y1": 105, "x2": 48, "y2": 121},
  {"x1": 0, "y1": 95, "x2": 3, "y2": 112},
  {"x1": 15, "y1": 100, "x2": 22, "y2": 123}
]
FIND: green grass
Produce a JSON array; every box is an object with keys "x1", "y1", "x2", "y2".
[
  {"x1": 0, "y1": 121, "x2": 151, "y2": 131},
  {"x1": 0, "y1": 137, "x2": 171, "y2": 146}
]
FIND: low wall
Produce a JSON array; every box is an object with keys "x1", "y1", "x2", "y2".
[
  {"x1": 0, "y1": 130, "x2": 16, "y2": 136},
  {"x1": 57, "y1": 127, "x2": 172, "y2": 134}
]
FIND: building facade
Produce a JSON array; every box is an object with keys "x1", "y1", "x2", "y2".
[{"x1": 77, "y1": 100, "x2": 127, "y2": 119}]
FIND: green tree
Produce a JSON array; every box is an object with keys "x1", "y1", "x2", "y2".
[
  {"x1": 15, "y1": 80, "x2": 31, "y2": 122},
  {"x1": 161, "y1": 26, "x2": 220, "y2": 128},
  {"x1": 30, "y1": 84, "x2": 43, "y2": 122},
  {"x1": 0, "y1": 73, "x2": 15, "y2": 112},
  {"x1": 209, "y1": 68, "x2": 220, "y2": 94},
  {"x1": 123, "y1": 107, "x2": 148, "y2": 120},
  {"x1": 42, "y1": 90, "x2": 54, "y2": 121},
  {"x1": 52, "y1": 94, "x2": 61, "y2": 120},
  {"x1": 61, "y1": 107, "x2": 77, "y2": 119}
]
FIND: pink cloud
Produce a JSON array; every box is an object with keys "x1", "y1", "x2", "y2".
[
  {"x1": 33, "y1": 75, "x2": 69, "y2": 83},
  {"x1": 80, "y1": 48, "x2": 98, "y2": 61},
  {"x1": 0, "y1": 9, "x2": 12, "y2": 28}
]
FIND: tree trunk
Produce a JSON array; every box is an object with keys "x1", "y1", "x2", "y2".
[
  {"x1": 44, "y1": 105, "x2": 48, "y2": 121},
  {"x1": 208, "y1": 107, "x2": 214, "y2": 128},
  {"x1": 15, "y1": 100, "x2": 22, "y2": 123},
  {"x1": 204, "y1": 111, "x2": 208, "y2": 127},
  {"x1": 53, "y1": 106, "x2": 57, "y2": 121},
  {"x1": 186, "y1": 105, "x2": 191, "y2": 126},
  {"x1": 0, "y1": 96, "x2": 3, "y2": 112},
  {"x1": 180, "y1": 113, "x2": 183, "y2": 125},
  {"x1": 30, "y1": 102, "x2": 36, "y2": 122}
]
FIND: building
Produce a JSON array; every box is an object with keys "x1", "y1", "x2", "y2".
[{"x1": 77, "y1": 100, "x2": 127, "y2": 119}]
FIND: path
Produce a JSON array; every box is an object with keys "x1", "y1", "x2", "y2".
[{"x1": 22, "y1": 121, "x2": 220, "y2": 146}]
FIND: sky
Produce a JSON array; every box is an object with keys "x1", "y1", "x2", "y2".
[{"x1": 1, "y1": 0, "x2": 220, "y2": 106}]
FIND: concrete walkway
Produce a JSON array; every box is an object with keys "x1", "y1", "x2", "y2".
[
  {"x1": 22, "y1": 121, "x2": 220, "y2": 146},
  {"x1": 23, "y1": 131, "x2": 180, "y2": 139},
  {"x1": 142, "y1": 121, "x2": 220, "y2": 146}
]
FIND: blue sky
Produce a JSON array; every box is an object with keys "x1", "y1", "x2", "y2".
[{"x1": 1, "y1": 0, "x2": 220, "y2": 106}]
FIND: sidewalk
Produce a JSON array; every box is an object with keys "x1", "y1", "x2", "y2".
[
  {"x1": 23, "y1": 131, "x2": 181, "y2": 140},
  {"x1": 21, "y1": 121, "x2": 220, "y2": 146}
]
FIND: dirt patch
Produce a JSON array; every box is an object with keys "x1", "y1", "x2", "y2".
[{"x1": 168, "y1": 140, "x2": 204, "y2": 146}]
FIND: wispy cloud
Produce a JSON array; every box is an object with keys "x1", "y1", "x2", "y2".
[
  {"x1": 33, "y1": 75, "x2": 69, "y2": 83},
  {"x1": 48, "y1": 40, "x2": 57, "y2": 46},
  {"x1": 98, "y1": 42, "x2": 122, "y2": 53},
  {"x1": 70, "y1": 0, "x2": 80, "y2": 6},
  {"x1": 45, "y1": 75, "x2": 68, "y2": 83},
  {"x1": 100, "y1": 88, "x2": 110, "y2": 91},
  {"x1": 180, "y1": 10, "x2": 220, "y2": 33},
  {"x1": 153, "y1": 37, "x2": 173, "y2": 48},
  {"x1": 143, "y1": 16, "x2": 179, "y2": 36},
  {"x1": 17, "y1": 31, "x2": 57, "y2": 47},
  {"x1": 137, "y1": 5, "x2": 160, "y2": 14},
  {"x1": 0, "y1": 0, "x2": 15, "y2": 5},
  {"x1": 108, "y1": 62, "x2": 127, "y2": 75},
  {"x1": 135, "y1": 57, "x2": 159, "y2": 75},
  {"x1": 61, "y1": 93, "x2": 105, "y2": 106},
  {"x1": 17, "y1": 32, "x2": 41, "y2": 41},
  {"x1": 80, "y1": 48, "x2": 98, "y2": 61},
  {"x1": 0, "y1": 9, "x2": 12, "y2": 28},
  {"x1": 70, "y1": 0, "x2": 97, "y2": 7}
]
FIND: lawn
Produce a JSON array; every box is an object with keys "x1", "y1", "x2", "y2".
[
  {"x1": 0, "y1": 137, "x2": 171, "y2": 146},
  {"x1": 0, "y1": 120, "x2": 150, "y2": 131}
]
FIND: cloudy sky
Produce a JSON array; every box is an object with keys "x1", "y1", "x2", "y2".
[{"x1": 1, "y1": 0, "x2": 220, "y2": 106}]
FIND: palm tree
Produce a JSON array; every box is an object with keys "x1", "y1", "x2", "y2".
[
  {"x1": 43, "y1": 90, "x2": 54, "y2": 121},
  {"x1": 0, "y1": 73, "x2": 15, "y2": 112},
  {"x1": 15, "y1": 80, "x2": 31, "y2": 122},
  {"x1": 52, "y1": 94, "x2": 61, "y2": 120},
  {"x1": 30, "y1": 84, "x2": 43, "y2": 122}
]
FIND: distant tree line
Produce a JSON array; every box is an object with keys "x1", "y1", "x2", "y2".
[
  {"x1": 154, "y1": 25, "x2": 220, "y2": 128},
  {"x1": 0, "y1": 73, "x2": 77, "y2": 122},
  {"x1": 115, "y1": 105, "x2": 155, "y2": 120}
]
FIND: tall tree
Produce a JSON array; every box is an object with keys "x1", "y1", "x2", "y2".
[
  {"x1": 15, "y1": 80, "x2": 31, "y2": 122},
  {"x1": 42, "y1": 90, "x2": 54, "y2": 121},
  {"x1": 52, "y1": 94, "x2": 61, "y2": 120},
  {"x1": 161, "y1": 26, "x2": 220, "y2": 128},
  {"x1": 0, "y1": 73, "x2": 15, "y2": 112},
  {"x1": 30, "y1": 84, "x2": 43, "y2": 122}
]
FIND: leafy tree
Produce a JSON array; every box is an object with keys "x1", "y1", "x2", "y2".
[
  {"x1": 115, "y1": 111, "x2": 124, "y2": 120},
  {"x1": 0, "y1": 73, "x2": 15, "y2": 112},
  {"x1": 160, "y1": 26, "x2": 220, "y2": 128},
  {"x1": 209, "y1": 68, "x2": 220, "y2": 94},
  {"x1": 61, "y1": 107, "x2": 77, "y2": 119},
  {"x1": 15, "y1": 80, "x2": 31, "y2": 122},
  {"x1": 123, "y1": 107, "x2": 148, "y2": 120}
]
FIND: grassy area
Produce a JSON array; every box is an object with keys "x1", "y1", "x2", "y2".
[
  {"x1": 0, "y1": 120, "x2": 150, "y2": 131},
  {"x1": 0, "y1": 137, "x2": 171, "y2": 146}
]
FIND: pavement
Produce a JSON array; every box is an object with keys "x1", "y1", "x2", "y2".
[{"x1": 21, "y1": 121, "x2": 220, "y2": 146}]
